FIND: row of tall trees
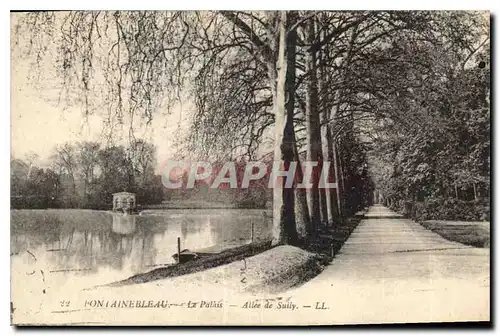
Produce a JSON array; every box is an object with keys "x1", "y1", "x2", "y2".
[
  {"x1": 177, "y1": 11, "x2": 488, "y2": 242},
  {"x1": 13, "y1": 11, "x2": 489, "y2": 245},
  {"x1": 11, "y1": 140, "x2": 164, "y2": 209}
]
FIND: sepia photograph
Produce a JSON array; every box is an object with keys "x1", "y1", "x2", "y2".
[{"x1": 9, "y1": 9, "x2": 490, "y2": 326}]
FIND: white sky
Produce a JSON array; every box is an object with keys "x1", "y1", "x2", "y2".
[{"x1": 11, "y1": 55, "x2": 189, "y2": 171}]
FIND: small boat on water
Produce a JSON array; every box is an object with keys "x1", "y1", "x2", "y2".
[
  {"x1": 172, "y1": 249, "x2": 216, "y2": 263},
  {"x1": 172, "y1": 249, "x2": 198, "y2": 263}
]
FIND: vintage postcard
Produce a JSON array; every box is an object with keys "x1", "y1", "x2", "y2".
[{"x1": 10, "y1": 10, "x2": 490, "y2": 326}]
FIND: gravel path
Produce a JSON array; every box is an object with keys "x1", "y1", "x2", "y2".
[{"x1": 284, "y1": 204, "x2": 490, "y2": 324}]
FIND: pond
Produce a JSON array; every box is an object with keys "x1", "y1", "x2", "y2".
[{"x1": 10, "y1": 209, "x2": 272, "y2": 291}]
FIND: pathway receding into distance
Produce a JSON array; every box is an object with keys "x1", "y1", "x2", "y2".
[{"x1": 287, "y1": 204, "x2": 490, "y2": 324}]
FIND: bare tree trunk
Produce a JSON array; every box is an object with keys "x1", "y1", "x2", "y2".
[
  {"x1": 333, "y1": 141, "x2": 345, "y2": 217},
  {"x1": 304, "y1": 18, "x2": 322, "y2": 235},
  {"x1": 317, "y1": 77, "x2": 328, "y2": 223},
  {"x1": 69, "y1": 170, "x2": 77, "y2": 207},
  {"x1": 293, "y1": 130, "x2": 311, "y2": 241},
  {"x1": 321, "y1": 122, "x2": 339, "y2": 224},
  {"x1": 83, "y1": 176, "x2": 88, "y2": 206},
  {"x1": 318, "y1": 35, "x2": 339, "y2": 225},
  {"x1": 319, "y1": 185, "x2": 329, "y2": 223},
  {"x1": 271, "y1": 11, "x2": 297, "y2": 246},
  {"x1": 287, "y1": 13, "x2": 309, "y2": 242}
]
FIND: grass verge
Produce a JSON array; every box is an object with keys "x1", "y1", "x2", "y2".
[{"x1": 420, "y1": 220, "x2": 490, "y2": 248}]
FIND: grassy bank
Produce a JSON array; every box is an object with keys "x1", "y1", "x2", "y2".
[
  {"x1": 105, "y1": 240, "x2": 273, "y2": 287},
  {"x1": 103, "y1": 244, "x2": 328, "y2": 295},
  {"x1": 101, "y1": 215, "x2": 364, "y2": 293},
  {"x1": 420, "y1": 220, "x2": 490, "y2": 248}
]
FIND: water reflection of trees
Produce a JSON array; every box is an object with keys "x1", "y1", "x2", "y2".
[
  {"x1": 11, "y1": 211, "x2": 157, "y2": 274},
  {"x1": 11, "y1": 210, "x2": 272, "y2": 275}
]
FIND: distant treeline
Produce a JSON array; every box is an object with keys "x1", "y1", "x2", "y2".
[
  {"x1": 11, "y1": 141, "x2": 276, "y2": 210},
  {"x1": 11, "y1": 140, "x2": 164, "y2": 209}
]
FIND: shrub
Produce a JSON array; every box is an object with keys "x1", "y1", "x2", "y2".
[{"x1": 390, "y1": 197, "x2": 489, "y2": 221}]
